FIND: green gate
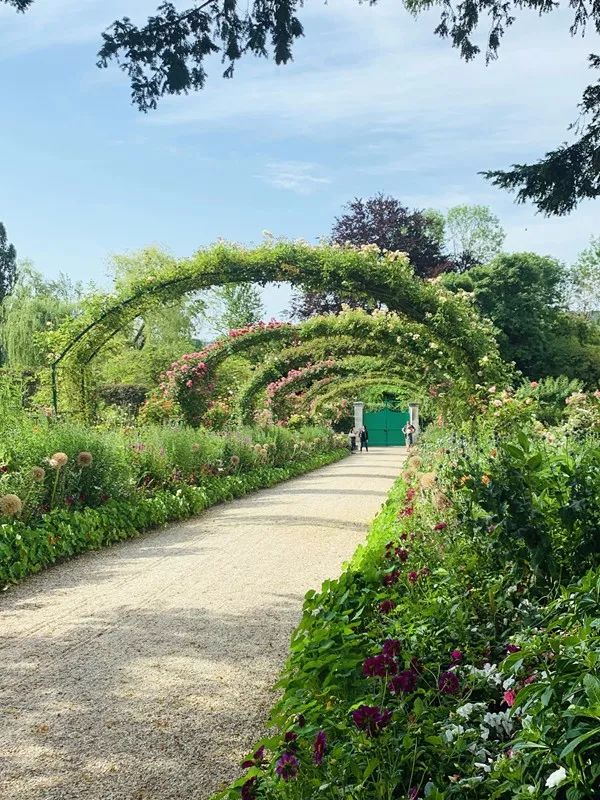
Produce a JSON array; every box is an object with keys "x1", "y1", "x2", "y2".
[{"x1": 363, "y1": 408, "x2": 409, "y2": 446}]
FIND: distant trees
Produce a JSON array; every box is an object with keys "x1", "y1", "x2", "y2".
[
  {"x1": 207, "y1": 283, "x2": 265, "y2": 336},
  {"x1": 568, "y1": 237, "x2": 600, "y2": 318},
  {"x1": 0, "y1": 263, "x2": 83, "y2": 369},
  {"x1": 442, "y1": 252, "x2": 600, "y2": 384},
  {"x1": 443, "y1": 205, "x2": 505, "y2": 271},
  {"x1": 0, "y1": 222, "x2": 18, "y2": 304}
]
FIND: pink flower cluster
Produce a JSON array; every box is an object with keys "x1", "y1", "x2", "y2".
[
  {"x1": 161, "y1": 352, "x2": 210, "y2": 397},
  {"x1": 266, "y1": 360, "x2": 337, "y2": 402},
  {"x1": 160, "y1": 320, "x2": 288, "y2": 401},
  {"x1": 228, "y1": 319, "x2": 288, "y2": 338}
]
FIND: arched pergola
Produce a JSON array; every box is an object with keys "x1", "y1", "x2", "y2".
[{"x1": 48, "y1": 242, "x2": 509, "y2": 414}]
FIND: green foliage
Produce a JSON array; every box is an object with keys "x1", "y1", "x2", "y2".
[
  {"x1": 214, "y1": 387, "x2": 599, "y2": 800},
  {"x1": 0, "y1": 221, "x2": 17, "y2": 305},
  {"x1": 444, "y1": 204, "x2": 505, "y2": 270},
  {"x1": 206, "y1": 283, "x2": 265, "y2": 336},
  {"x1": 1, "y1": 263, "x2": 85, "y2": 369},
  {"x1": 0, "y1": 412, "x2": 343, "y2": 519},
  {"x1": 568, "y1": 236, "x2": 600, "y2": 317}
]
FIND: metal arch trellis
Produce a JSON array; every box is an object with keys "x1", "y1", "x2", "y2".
[
  {"x1": 49, "y1": 242, "x2": 509, "y2": 415},
  {"x1": 50, "y1": 271, "x2": 224, "y2": 413}
]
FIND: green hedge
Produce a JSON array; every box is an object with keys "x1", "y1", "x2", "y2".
[{"x1": 0, "y1": 448, "x2": 347, "y2": 588}]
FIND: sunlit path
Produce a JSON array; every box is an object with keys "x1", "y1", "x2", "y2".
[{"x1": 0, "y1": 448, "x2": 404, "y2": 800}]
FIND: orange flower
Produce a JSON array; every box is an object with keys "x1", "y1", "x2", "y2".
[
  {"x1": 460, "y1": 475, "x2": 471, "y2": 485},
  {"x1": 489, "y1": 448, "x2": 497, "y2": 457},
  {"x1": 481, "y1": 475, "x2": 491, "y2": 486}
]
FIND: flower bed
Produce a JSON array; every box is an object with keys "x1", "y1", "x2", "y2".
[
  {"x1": 0, "y1": 420, "x2": 347, "y2": 587},
  {"x1": 215, "y1": 399, "x2": 600, "y2": 799}
]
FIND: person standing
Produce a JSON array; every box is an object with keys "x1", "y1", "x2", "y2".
[
  {"x1": 348, "y1": 427, "x2": 357, "y2": 452},
  {"x1": 359, "y1": 425, "x2": 369, "y2": 452},
  {"x1": 402, "y1": 422, "x2": 416, "y2": 447}
]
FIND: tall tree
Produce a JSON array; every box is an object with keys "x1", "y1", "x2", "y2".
[
  {"x1": 331, "y1": 195, "x2": 450, "y2": 277},
  {"x1": 568, "y1": 236, "x2": 600, "y2": 318},
  {"x1": 0, "y1": 263, "x2": 83, "y2": 369},
  {"x1": 0, "y1": 222, "x2": 18, "y2": 303},
  {"x1": 290, "y1": 194, "x2": 451, "y2": 319},
  {"x1": 444, "y1": 204, "x2": 505, "y2": 271},
  {"x1": 207, "y1": 283, "x2": 264, "y2": 335}
]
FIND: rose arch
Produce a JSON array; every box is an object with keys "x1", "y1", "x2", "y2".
[{"x1": 48, "y1": 240, "x2": 510, "y2": 414}]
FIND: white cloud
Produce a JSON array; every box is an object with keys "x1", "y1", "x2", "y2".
[
  {"x1": 258, "y1": 161, "x2": 332, "y2": 194},
  {"x1": 0, "y1": 0, "x2": 153, "y2": 56}
]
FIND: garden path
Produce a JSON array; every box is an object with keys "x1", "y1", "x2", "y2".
[{"x1": 0, "y1": 447, "x2": 405, "y2": 800}]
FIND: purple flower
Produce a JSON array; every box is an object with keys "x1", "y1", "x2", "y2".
[
  {"x1": 296, "y1": 713, "x2": 306, "y2": 727},
  {"x1": 382, "y1": 639, "x2": 402, "y2": 658},
  {"x1": 384, "y1": 569, "x2": 401, "y2": 586},
  {"x1": 506, "y1": 644, "x2": 521, "y2": 654},
  {"x1": 241, "y1": 776, "x2": 257, "y2": 800},
  {"x1": 388, "y1": 669, "x2": 418, "y2": 694},
  {"x1": 363, "y1": 653, "x2": 398, "y2": 678},
  {"x1": 438, "y1": 670, "x2": 460, "y2": 695},
  {"x1": 450, "y1": 649, "x2": 463, "y2": 663},
  {"x1": 408, "y1": 571, "x2": 419, "y2": 584},
  {"x1": 241, "y1": 745, "x2": 265, "y2": 768},
  {"x1": 313, "y1": 730, "x2": 326, "y2": 765},
  {"x1": 351, "y1": 705, "x2": 393, "y2": 737},
  {"x1": 284, "y1": 731, "x2": 298, "y2": 744},
  {"x1": 395, "y1": 547, "x2": 409, "y2": 562},
  {"x1": 275, "y1": 752, "x2": 300, "y2": 781},
  {"x1": 379, "y1": 599, "x2": 396, "y2": 614},
  {"x1": 409, "y1": 787, "x2": 420, "y2": 800},
  {"x1": 253, "y1": 746, "x2": 265, "y2": 763}
]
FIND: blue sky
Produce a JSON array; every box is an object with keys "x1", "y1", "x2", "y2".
[{"x1": 0, "y1": 0, "x2": 598, "y2": 318}]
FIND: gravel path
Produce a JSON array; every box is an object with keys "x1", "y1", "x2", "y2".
[{"x1": 0, "y1": 448, "x2": 404, "y2": 800}]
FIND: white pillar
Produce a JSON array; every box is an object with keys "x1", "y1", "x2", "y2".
[
  {"x1": 408, "y1": 403, "x2": 420, "y2": 440},
  {"x1": 353, "y1": 401, "x2": 364, "y2": 429}
]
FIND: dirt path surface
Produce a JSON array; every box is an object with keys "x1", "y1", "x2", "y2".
[{"x1": 0, "y1": 448, "x2": 404, "y2": 800}]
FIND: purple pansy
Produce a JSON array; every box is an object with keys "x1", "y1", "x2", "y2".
[
  {"x1": 275, "y1": 752, "x2": 300, "y2": 781},
  {"x1": 241, "y1": 776, "x2": 257, "y2": 800},
  {"x1": 382, "y1": 639, "x2": 402, "y2": 658},
  {"x1": 379, "y1": 599, "x2": 396, "y2": 614}
]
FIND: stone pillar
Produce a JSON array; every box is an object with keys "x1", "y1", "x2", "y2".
[
  {"x1": 353, "y1": 401, "x2": 364, "y2": 429},
  {"x1": 408, "y1": 403, "x2": 420, "y2": 440}
]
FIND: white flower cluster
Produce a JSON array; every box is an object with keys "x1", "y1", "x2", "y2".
[
  {"x1": 466, "y1": 662, "x2": 503, "y2": 687},
  {"x1": 480, "y1": 710, "x2": 513, "y2": 741}
]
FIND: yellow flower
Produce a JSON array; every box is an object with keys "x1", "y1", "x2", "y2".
[{"x1": 0, "y1": 494, "x2": 23, "y2": 516}]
